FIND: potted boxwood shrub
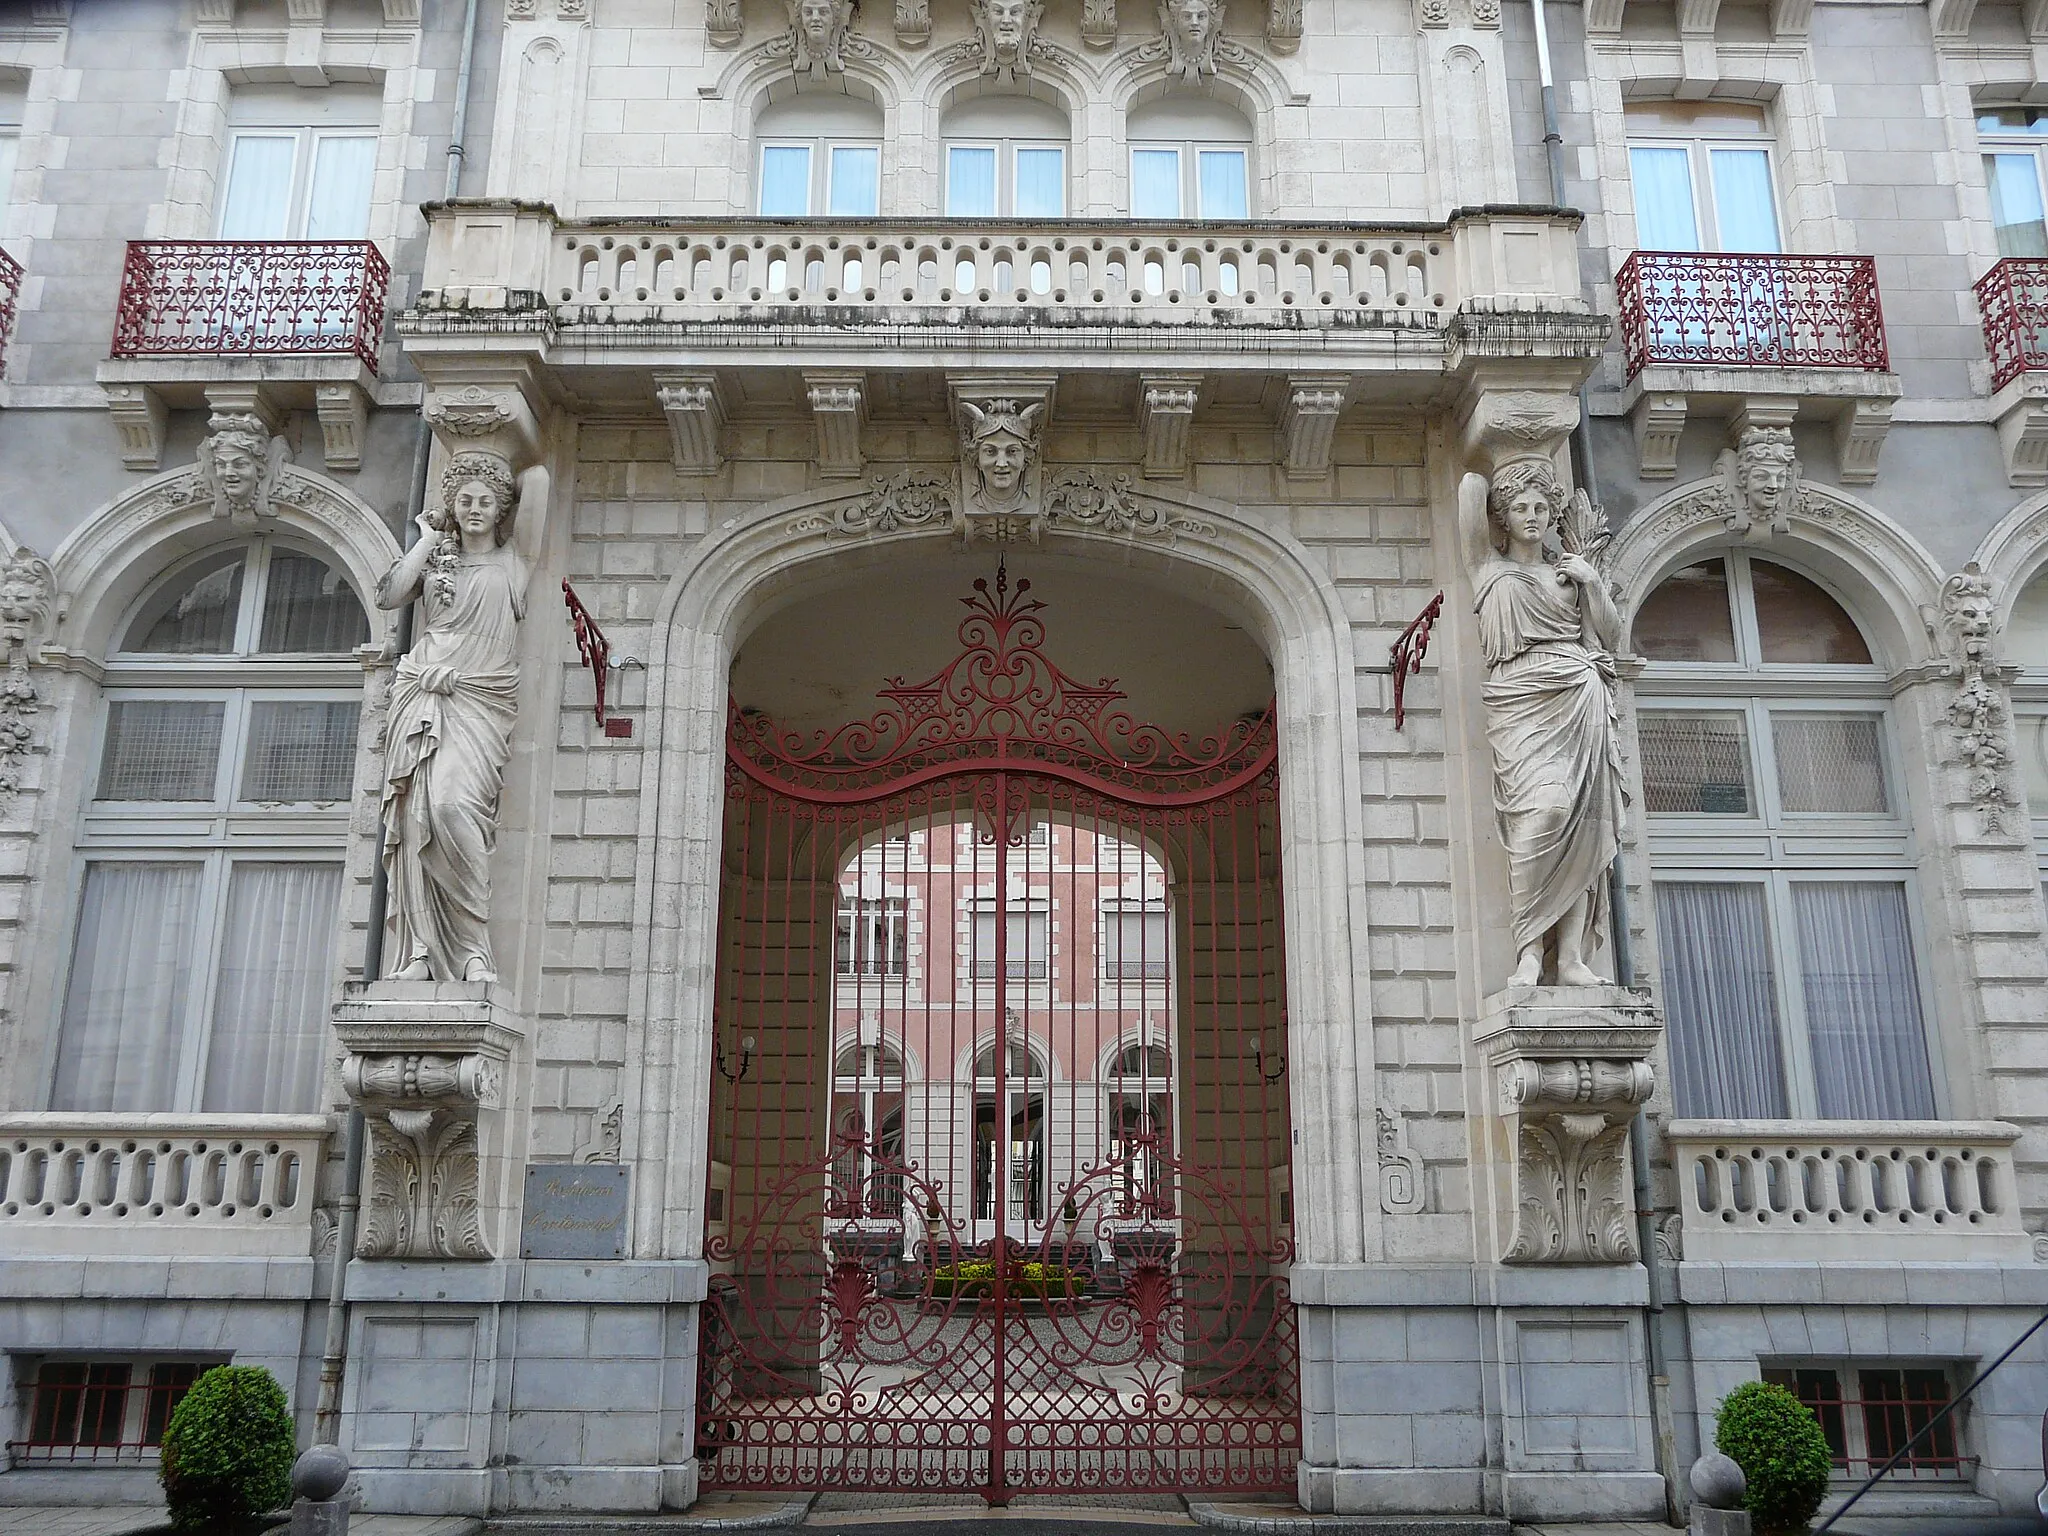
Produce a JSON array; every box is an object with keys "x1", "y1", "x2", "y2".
[
  {"x1": 1715, "y1": 1379, "x2": 1833, "y2": 1536},
  {"x1": 158, "y1": 1364, "x2": 296, "y2": 1534}
]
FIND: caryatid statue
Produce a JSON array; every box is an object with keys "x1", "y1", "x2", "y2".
[
  {"x1": 1459, "y1": 461, "x2": 1625, "y2": 989},
  {"x1": 377, "y1": 450, "x2": 547, "y2": 985}
]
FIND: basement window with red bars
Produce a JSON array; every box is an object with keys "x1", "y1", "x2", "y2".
[
  {"x1": 1762, "y1": 1363, "x2": 1972, "y2": 1482},
  {"x1": 9, "y1": 1358, "x2": 223, "y2": 1465}
]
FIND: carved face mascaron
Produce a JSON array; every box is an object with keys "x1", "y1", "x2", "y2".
[
  {"x1": 1738, "y1": 452, "x2": 1790, "y2": 517},
  {"x1": 988, "y1": 0, "x2": 1028, "y2": 48},
  {"x1": 976, "y1": 432, "x2": 1028, "y2": 501},
  {"x1": 1169, "y1": 0, "x2": 1215, "y2": 47},
  {"x1": 212, "y1": 443, "x2": 260, "y2": 504},
  {"x1": 799, "y1": 0, "x2": 836, "y2": 41}
]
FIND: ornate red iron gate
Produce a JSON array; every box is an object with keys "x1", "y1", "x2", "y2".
[{"x1": 697, "y1": 570, "x2": 1298, "y2": 1500}]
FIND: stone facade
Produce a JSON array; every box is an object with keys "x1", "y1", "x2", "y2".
[{"x1": 0, "y1": 0, "x2": 2044, "y2": 1525}]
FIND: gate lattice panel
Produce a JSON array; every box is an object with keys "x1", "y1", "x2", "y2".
[{"x1": 698, "y1": 571, "x2": 1298, "y2": 1501}]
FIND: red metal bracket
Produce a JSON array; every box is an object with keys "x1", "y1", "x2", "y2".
[
  {"x1": 563, "y1": 580, "x2": 635, "y2": 737},
  {"x1": 1389, "y1": 590, "x2": 1444, "y2": 732}
]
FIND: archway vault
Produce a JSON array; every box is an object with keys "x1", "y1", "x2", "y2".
[{"x1": 620, "y1": 486, "x2": 1379, "y2": 1298}]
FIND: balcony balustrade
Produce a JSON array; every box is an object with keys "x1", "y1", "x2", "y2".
[
  {"x1": 1976, "y1": 255, "x2": 2048, "y2": 392},
  {"x1": 1667, "y1": 1120, "x2": 2030, "y2": 1262},
  {"x1": 0, "y1": 1113, "x2": 332, "y2": 1259},
  {"x1": 1616, "y1": 251, "x2": 1890, "y2": 379},
  {"x1": 0, "y1": 247, "x2": 21, "y2": 377},
  {"x1": 110, "y1": 239, "x2": 389, "y2": 371}
]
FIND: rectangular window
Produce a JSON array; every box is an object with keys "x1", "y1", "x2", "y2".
[
  {"x1": 971, "y1": 903, "x2": 1049, "y2": 980},
  {"x1": 217, "y1": 85, "x2": 381, "y2": 240},
  {"x1": 828, "y1": 144, "x2": 879, "y2": 215},
  {"x1": 1101, "y1": 900, "x2": 1169, "y2": 982},
  {"x1": 1132, "y1": 147, "x2": 1181, "y2": 217},
  {"x1": 51, "y1": 862, "x2": 204, "y2": 1113},
  {"x1": 98, "y1": 701, "x2": 226, "y2": 802},
  {"x1": 759, "y1": 143, "x2": 813, "y2": 215},
  {"x1": 201, "y1": 861, "x2": 344, "y2": 1114},
  {"x1": 1707, "y1": 146, "x2": 1781, "y2": 252},
  {"x1": 1014, "y1": 146, "x2": 1066, "y2": 216},
  {"x1": 1655, "y1": 881, "x2": 1790, "y2": 1119},
  {"x1": 304, "y1": 134, "x2": 377, "y2": 240},
  {"x1": 1792, "y1": 881, "x2": 1936, "y2": 1120},
  {"x1": 1626, "y1": 113, "x2": 1781, "y2": 253},
  {"x1": 1987, "y1": 152, "x2": 2048, "y2": 258},
  {"x1": 1771, "y1": 712, "x2": 1889, "y2": 814},
  {"x1": 836, "y1": 896, "x2": 908, "y2": 977},
  {"x1": 946, "y1": 145, "x2": 998, "y2": 216},
  {"x1": 1628, "y1": 145, "x2": 1701, "y2": 250},
  {"x1": 218, "y1": 133, "x2": 298, "y2": 240},
  {"x1": 0, "y1": 77, "x2": 23, "y2": 215},
  {"x1": 240, "y1": 700, "x2": 360, "y2": 803},
  {"x1": 17, "y1": 1358, "x2": 218, "y2": 1464},
  {"x1": 1639, "y1": 711, "x2": 1755, "y2": 816},
  {"x1": 1762, "y1": 1364, "x2": 1969, "y2": 1481},
  {"x1": 1196, "y1": 149, "x2": 1249, "y2": 218}
]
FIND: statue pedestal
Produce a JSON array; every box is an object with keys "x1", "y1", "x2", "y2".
[
  {"x1": 1473, "y1": 985, "x2": 1660, "y2": 1265},
  {"x1": 334, "y1": 981, "x2": 525, "y2": 1261}
]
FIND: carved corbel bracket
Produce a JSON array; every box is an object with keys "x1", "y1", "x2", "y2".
[
  {"x1": 655, "y1": 371, "x2": 727, "y2": 476},
  {"x1": 315, "y1": 382, "x2": 371, "y2": 472},
  {"x1": 1475, "y1": 985, "x2": 1660, "y2": 1266},
  {"x1": 104, "y1": 384, "x2": 168, "y2": 471},
  {"x1": 334, "y1": 982, "x2": 524, "y2": 1262},
  {"x1": 805, "y1": 370, "x2": 868, "y2": 479},
  {"x1": 1458, "y1": 386, "x2": 1580, "y2": 478},
  {"x1": 1138, "y1": 374, "x2": 1201, "y2": 478},
  {"x1": 1281, "y1": 373, "x2": 1348, "y2": 480}
]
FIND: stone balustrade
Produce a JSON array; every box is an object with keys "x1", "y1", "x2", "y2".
[
  {"x1": 1668, "y1": 1119, "x2": 2032, "y2": 1262},
  {"x1": 0, "y1": 1113, "x2": 333, "y2": 1258}
]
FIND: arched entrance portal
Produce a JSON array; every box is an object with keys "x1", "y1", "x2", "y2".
[{"x1": 698, "y1": 567, "x2": 1298, "y2": 1501}]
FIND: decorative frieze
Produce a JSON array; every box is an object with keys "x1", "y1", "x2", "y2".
[
  {"x1": 1475, "y1": 985, "x2": 1660, "y2": 1266},
  {"x1": 334, "y1": 982, "x2": 524, "y2": 1262},
  {"x1": 799, "y1": 466, "x2": 1214, "y2": 544}
]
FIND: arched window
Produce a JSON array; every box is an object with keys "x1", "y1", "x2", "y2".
[
  {"x1": 50, "y1": 542, "x2": 370, "y2": 1116},
  {"x1": 831, "y1": 1032, "x2": 907, "y2": 1217},
  {"x1": 1127, "y1": 97, "x2": 1251, "y2": 219},
  {"x1": 1635, "y1": 551, "x2": 1936, "y2": 1121},
  {"x1": 755, "y1": 92, "x2": 882, "y2": 216},
  {"x1": 941, "y1": 94, "x2": 1068, "y2": 217},
  {"x1": 973, "y1": 1032, "x2": 1045, "y2": 1223},
  {"x1": 2006, "y1": 567, "x2": 2048, "y2": 880}
]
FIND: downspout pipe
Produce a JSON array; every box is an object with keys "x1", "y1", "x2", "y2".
[
  {"x1": 313, "y1": 0, "x2": 486, "y2": 1447},
  {"x1": 1526, "y1": 0, "x2": 1681, "y2": 1522}
]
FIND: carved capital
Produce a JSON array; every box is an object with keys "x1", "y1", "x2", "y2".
[
  {"x1": 1138, "y1": 374, "x2": 1201, "y2": 478},
  {"x1": 805, "y1": 370, "x2": 868, "y2": 479},
  {"x1": 1281, "y1": 373, "x2": 1348, "y2": 481},
  {"x1": 423, "y1": 381, "x2": 542, "y2": 465},
  {"x1": 1460, "y1": 387, "x2": 1580, "y2": 475},
  {"x1": 655, "y1": 371, "x2": 727, "y2": 476},
  {"x1": 708, "y1": 0, "x2": 745, "y2": 44}
]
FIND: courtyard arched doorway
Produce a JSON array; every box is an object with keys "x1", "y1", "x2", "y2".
[{"x1": 696, "y1": 565, "x2": 1299, "y2": 1501}]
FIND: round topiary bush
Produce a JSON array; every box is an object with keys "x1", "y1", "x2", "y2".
[
  {"x1": 159, "y1": 1364, "x2": 296, "y2": 1533},
  {"x1": 1715, "y1": 1379, "x2": 1833, "y2": 1536}
]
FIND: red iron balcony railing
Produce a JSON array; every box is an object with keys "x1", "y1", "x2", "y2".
[
  {"x1": 110, "y1": 239, "x2": 388, "y2": 372},
  {"x1": 0, "y1": 248, "x2": 22, "y2": 378},
  {"x1": 1975, "y1": 255, "x2": 2048, "y2": 392},
  {"x1": 1616, "y1": 251, "x2": 1889, "y2": 379}
]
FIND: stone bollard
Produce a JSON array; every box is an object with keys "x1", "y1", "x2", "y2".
[
  {"x1": 1689, "y1": 1451, "x2": 1751, "y2": 1536},
  {"x1": 289, "y1": 1443, "x2": 352, "y2": 1536}
]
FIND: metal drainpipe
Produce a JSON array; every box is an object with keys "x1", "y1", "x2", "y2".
[
  {"x1": 313, "y1": 0, "x2": 486, "y2": 1446},
  {"x1": 1527, "y1": 0, "x2": 1681, "y2": 1520}
]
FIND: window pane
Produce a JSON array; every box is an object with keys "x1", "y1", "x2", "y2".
[
  {"x1": 304, "y1": 134, "x2": 375, "y2": 240},
  {"x1": 1132, "y1": 148, "x2": 1181, "y2": 217},
  {"x1": 758, "y1": 144, "x2": 811, "y2": 215},
  {"x1": 98, "y1": 701, "x2": 225, "y2": 802},
  {"x1": 1015, "y1": 147, "x2": 1065, "y2": 217},
  {"x1": 1751, "y1": 561, "x2": 1872, "y2": 664},
  {"x1": 1103, "y1": 902, "x2": 1170, "y2": 980},
  {"x1": 261, "y1": 553, "x2": 369, "y2": 653},
  {"x1": 2018, "y1": 712, "x2": 2048, "y2": 813},
  {"x1": 1793, "y1": 882, "x2": 1936, "y2": 1119},
  {"x1": 240, "y1": 700, "x2": 360, "y2": 801},
  {"x1": 1655, "y1": 881, "x2": 1790, "y2": 1118},
  {"x1": 1987, "y1": 152, "x2": 2048, "y2": 259},
  {"x1": 947, "y1": 146, "x2": 997, "y2": 216},
  {"x1": 1707, "y1": 147, "x2": 1780, "y2": 252},
  {"x1": 218, "y1": 133, "x2": 297, "y2": 240},
  {"x1": 203, "y1": 862, "x2": 343, "y2": 1113},
  {"x1": 828, "y1": 144, "x2": 879, "y2": 215},
  {"x1": 124, "y1": 552, "x2": 246, "y2": 654},
  {"x1": 52, "y1": 862, "x2": 204, "y2": 1112},
  {"x1": 1635, "y1": 559, "x2": 1737, "y2": 661},
  {"x1": 1772, "y1": 713, "x2": 1889, "y2": 814},
  {"x1": 1629, "y1": 144, "x2": 1701, "y2": 250},
  {"x1": 1639, "y1": 711, "x2": 1754, "y2": 815},
  {"x1": 1197, "y1": 149, "x2": 1249, "y2": 218},
  {"x1": 2010, "y1": 571, "x2": 2048, "y2": 668}
]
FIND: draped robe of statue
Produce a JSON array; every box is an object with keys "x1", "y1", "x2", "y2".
[
  {"x1": 1472, "y1": 555, "x2": 1623, "y2": 964},
  {"x1": 382, "y1": 542, "x2": 527, "y2": 981}
]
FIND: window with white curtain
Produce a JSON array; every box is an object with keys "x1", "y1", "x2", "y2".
[
  {"x1": 941, "y1": 94, "x2": 1068, "y2": 217},
  {"x1": 1978, "y1": 107, "x2": 2048, "y2": 259},
  {"x1": 1625, "y1": 101, "x2": 1782, "y2": 252},
  {"x1": 1634, "y1": 552, "x2": 1938, "y2": 1121},
  {"x1": 1127, "y1": 97, "x2": 1252, "y2": 219},
  {"x1": 2004, "y1": 568, "x2": 2048, "y2": 888},
  {"x1": 50, "y1": 542, "x2": 370, "y2": 1116},
  {"x1": 217, "y1": 84, "x2": 381, "y2": 240},
  {"x1": 754, "y1": 92, "x2": 883, "y2": 216}
]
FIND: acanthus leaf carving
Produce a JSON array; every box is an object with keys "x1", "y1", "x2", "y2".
[
  {"x1": 344, "y1": 1049, "x2": 500, "y2": 1260},
  {"x1": 1496, "y1": 1056, "x2": 1652, "y2": 1264},
  {"x1": 707, "y1": 0, "x2": 744, "y2": 44},
  {"x1": 795, "y1": 470, "x2": 956, "y2": 537}
]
